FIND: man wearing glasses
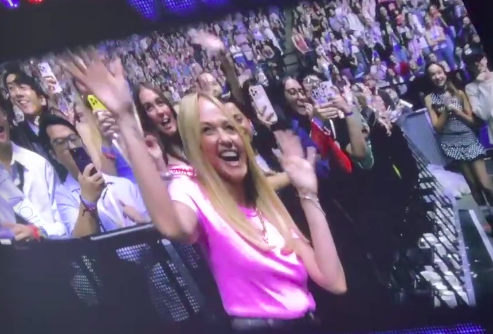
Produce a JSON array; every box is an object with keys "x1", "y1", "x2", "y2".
[
  {"x1": 38, "y1": 114, "x2": 149, "y2": 237},
  {"x1": 0, "y1": 102, "x2": 67, "y2": 240}
]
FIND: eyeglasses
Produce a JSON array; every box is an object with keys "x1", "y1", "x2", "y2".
[{"x1": 51, "y1": 134, "x2": 83, "y2": 150}]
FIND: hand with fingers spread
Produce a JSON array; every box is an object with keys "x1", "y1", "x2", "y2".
[
  {"x1": 79, "y1": 164, "x2": 105, "y2": 204},
  {"x1": 119, "y1": 200, "x2": 147, "y2": 224},
  {"x1": 274, "y1": 130, "x2": 318, "y2": 195},
  {"x1": 188, "y1": 30, "x2": 225, "y2": 55},
  {"x1": 60, "y1": 51, "x2": 134, "y2": 120}
]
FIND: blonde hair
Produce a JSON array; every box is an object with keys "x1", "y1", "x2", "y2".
[{"x1": 178, "y1": 92, "x2": 308, "y2": 251}]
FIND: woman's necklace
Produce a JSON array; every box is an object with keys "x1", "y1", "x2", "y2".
[{"x1": 255, "y1": 208, "x2": 269, "y2": 244}]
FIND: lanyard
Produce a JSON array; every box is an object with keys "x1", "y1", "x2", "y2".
[{"x1": 14, "y1": 162, "x2": 25, "y2": 192}]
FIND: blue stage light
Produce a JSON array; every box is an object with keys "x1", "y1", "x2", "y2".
[
  {"x1": 1, "y1": 0, "x2": 20, "y2": 9},
  {"x1": 126, "y1": 0, "x2": 160, "y2": 20}
]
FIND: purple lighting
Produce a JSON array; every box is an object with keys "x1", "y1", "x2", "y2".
[{"x1": 1, "y1": 0, "x2": 20, "y2": 9}]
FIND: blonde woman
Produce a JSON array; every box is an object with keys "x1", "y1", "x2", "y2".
[{"x1": 63, "y1": 54, "x2": 346, "y2": 334}]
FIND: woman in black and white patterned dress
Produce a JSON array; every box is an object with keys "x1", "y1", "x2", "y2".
[{"x1": 425, "y1": 62, "x2": 493, "y2": 208}]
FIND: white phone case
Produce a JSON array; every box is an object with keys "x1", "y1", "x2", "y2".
[
  {"x1": 37, "y1": 62, "x2": 63, "y2": 94},
  {"x1": 249, "y1": 85, "x2": 275, "y2": 117}
]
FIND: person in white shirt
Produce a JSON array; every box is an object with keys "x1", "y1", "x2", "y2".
[
  {"x1": 38, "y1": 114, "x2": 149, "y2": 237},
  {"x1": 0, "y1": 105, "x2": 67, "y2": 240},
  {"x1": 3, "y1": 69, "x2": 67, "y2": 179},
  {"x1": 465, "y1": 52, "x2": 493, "y2": 145}
]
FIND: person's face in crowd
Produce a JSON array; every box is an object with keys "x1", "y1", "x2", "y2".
[
  {"x1": 463, "y1": 16, "x2": 471, "y2": 26},
  {"x1": 284, "y1": 78, "x2": 310, "y2": 116},
  {"x1": 409, "y1": 60, "x2": 418, "y2": 70},
  {"x1": 46, "y1": 124, "x2": 84, "y2": 176},
  {"x1": 373, "y1": 95, "x2": 386, "y2": 113},
  {"x1": 0, "y1": 108, "x2": 11, "y2": 147},
  {"x1": 5, "y1": 74, "x2": 46, "y2": 119},
  {"x1": 224, "y1": 102, "x2": 253, "y2": 138},
  {"x1": 199, "y1": 98, "x2": 247, "y2": 185},
  {"x1": 198, "y1": 73, "x2": 223, "y2": 98},
  {"x1": 429, "y1": 53, "x2": 438, "y2": 62},
  {"x1": 328, "y1": 9, "x2": 335, "y2": 16},
  {"x1": 472, "y1": 34, "x2": 481, "y2": 44},
  {"x1": 380, "y1": 7, "x2": 388, "y2": 16},
  {"x1": 389, "y1": 55, "x2": 398, "y2": 64},
  {"x1": 455, "y1": 47, "x2": 463, "y2": 57},
  {"x1": 374, "y1": 57, "x2": 382, "y2": 66},
  {"x1": 139, "y1": 87, "x2": 177, "y2": 137},
  {"x1": 475, "y1": 56, "x2": 489, "y2": 76},
  {"x1": 364, "y1": 75, "x2": 377, "y2": 90},
  {"x1": 387, "y1": 68, "x2": 396, "y2": 77},
  {"x1": 428, "y1": 63, "x2": 447, "y2": 87}
]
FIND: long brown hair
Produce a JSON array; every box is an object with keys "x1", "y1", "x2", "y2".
[{"x1": 133, "y1": 82, "x2": 187, "y2": 164}]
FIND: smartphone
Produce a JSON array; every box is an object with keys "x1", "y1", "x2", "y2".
[
  {"x1": 69, "y1": 147, "x2": 97, "y2": 176},
  {"x1": 37, "y1": 62, "x2": 63, "y2": 94},
  {"x1": 311, "y1": 81, "x2": 335, "y2": 106},
  {"x1": 248, "y1": 85, "x2": 276, "y2": 121},
  {"x1": 87, "y1": 95, "x2": 107, "y2": 112}
]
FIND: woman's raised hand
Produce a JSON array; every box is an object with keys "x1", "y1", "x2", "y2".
[
  {"x1": 274, "y1": 130, "x2": 318, "y2": 195},
  {"x1": 188, "y1": 30, "x2": 225, "y2": 55},
  {"x1": 60, "y1": 50, "x2": 134, "y2": 121}
]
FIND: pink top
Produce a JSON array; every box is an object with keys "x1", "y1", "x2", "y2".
[{"x1": 168, "y1": 175, "x2": 315, "y2": 319}]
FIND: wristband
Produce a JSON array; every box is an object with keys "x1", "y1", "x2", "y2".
[
  {"x1": 80, "y1": 196, "x2": 98, "y2": 212},
  {"x1": 29, "y1": 225, "x2": 41, "y2": 240},
  {"x1": 344, "y1": 111, "x2": 354, "y2": 117}
]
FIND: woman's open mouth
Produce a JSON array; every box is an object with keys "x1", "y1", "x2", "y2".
[
  {"x1": 219, "y1": 150, "x2": 241, "y2": 166},
  {"x1": 161, "y1": 117, "x2": 172, "y2": 127}
]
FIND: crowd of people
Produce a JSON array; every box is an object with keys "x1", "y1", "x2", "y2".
[{"x1": 0, "y1": 0, "x2": 492, "y2": 333}]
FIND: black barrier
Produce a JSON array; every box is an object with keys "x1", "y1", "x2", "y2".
[{"x1": 0, "y1": 225, "x2": 226, "y2": 334}]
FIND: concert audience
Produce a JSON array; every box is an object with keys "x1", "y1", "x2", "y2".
[{"x1": 0, "y1": 0, "x2": 490, "y2": 331}]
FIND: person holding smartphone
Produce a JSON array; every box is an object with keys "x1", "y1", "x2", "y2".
[{"x1": 38, "y1": 114, "x2": 150, "y2": 237}]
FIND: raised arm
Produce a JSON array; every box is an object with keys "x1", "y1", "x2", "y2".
[{"x1": 61, "y1": 53, "x2": 198, "y2": 243}]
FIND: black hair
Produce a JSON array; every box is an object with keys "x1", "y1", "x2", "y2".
[
  {"x1": 3, "y1": 67, "x2": 47, "y2": 100},
  {"x1": 133, "y1": 82, "x2": 187, "y2": 165},
  {"x1": 38, "y1": 114, "x2": 80, "y2": 151},
  {"x1": 425, "y1": 61, "x2": 462, "y2": 99}
]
